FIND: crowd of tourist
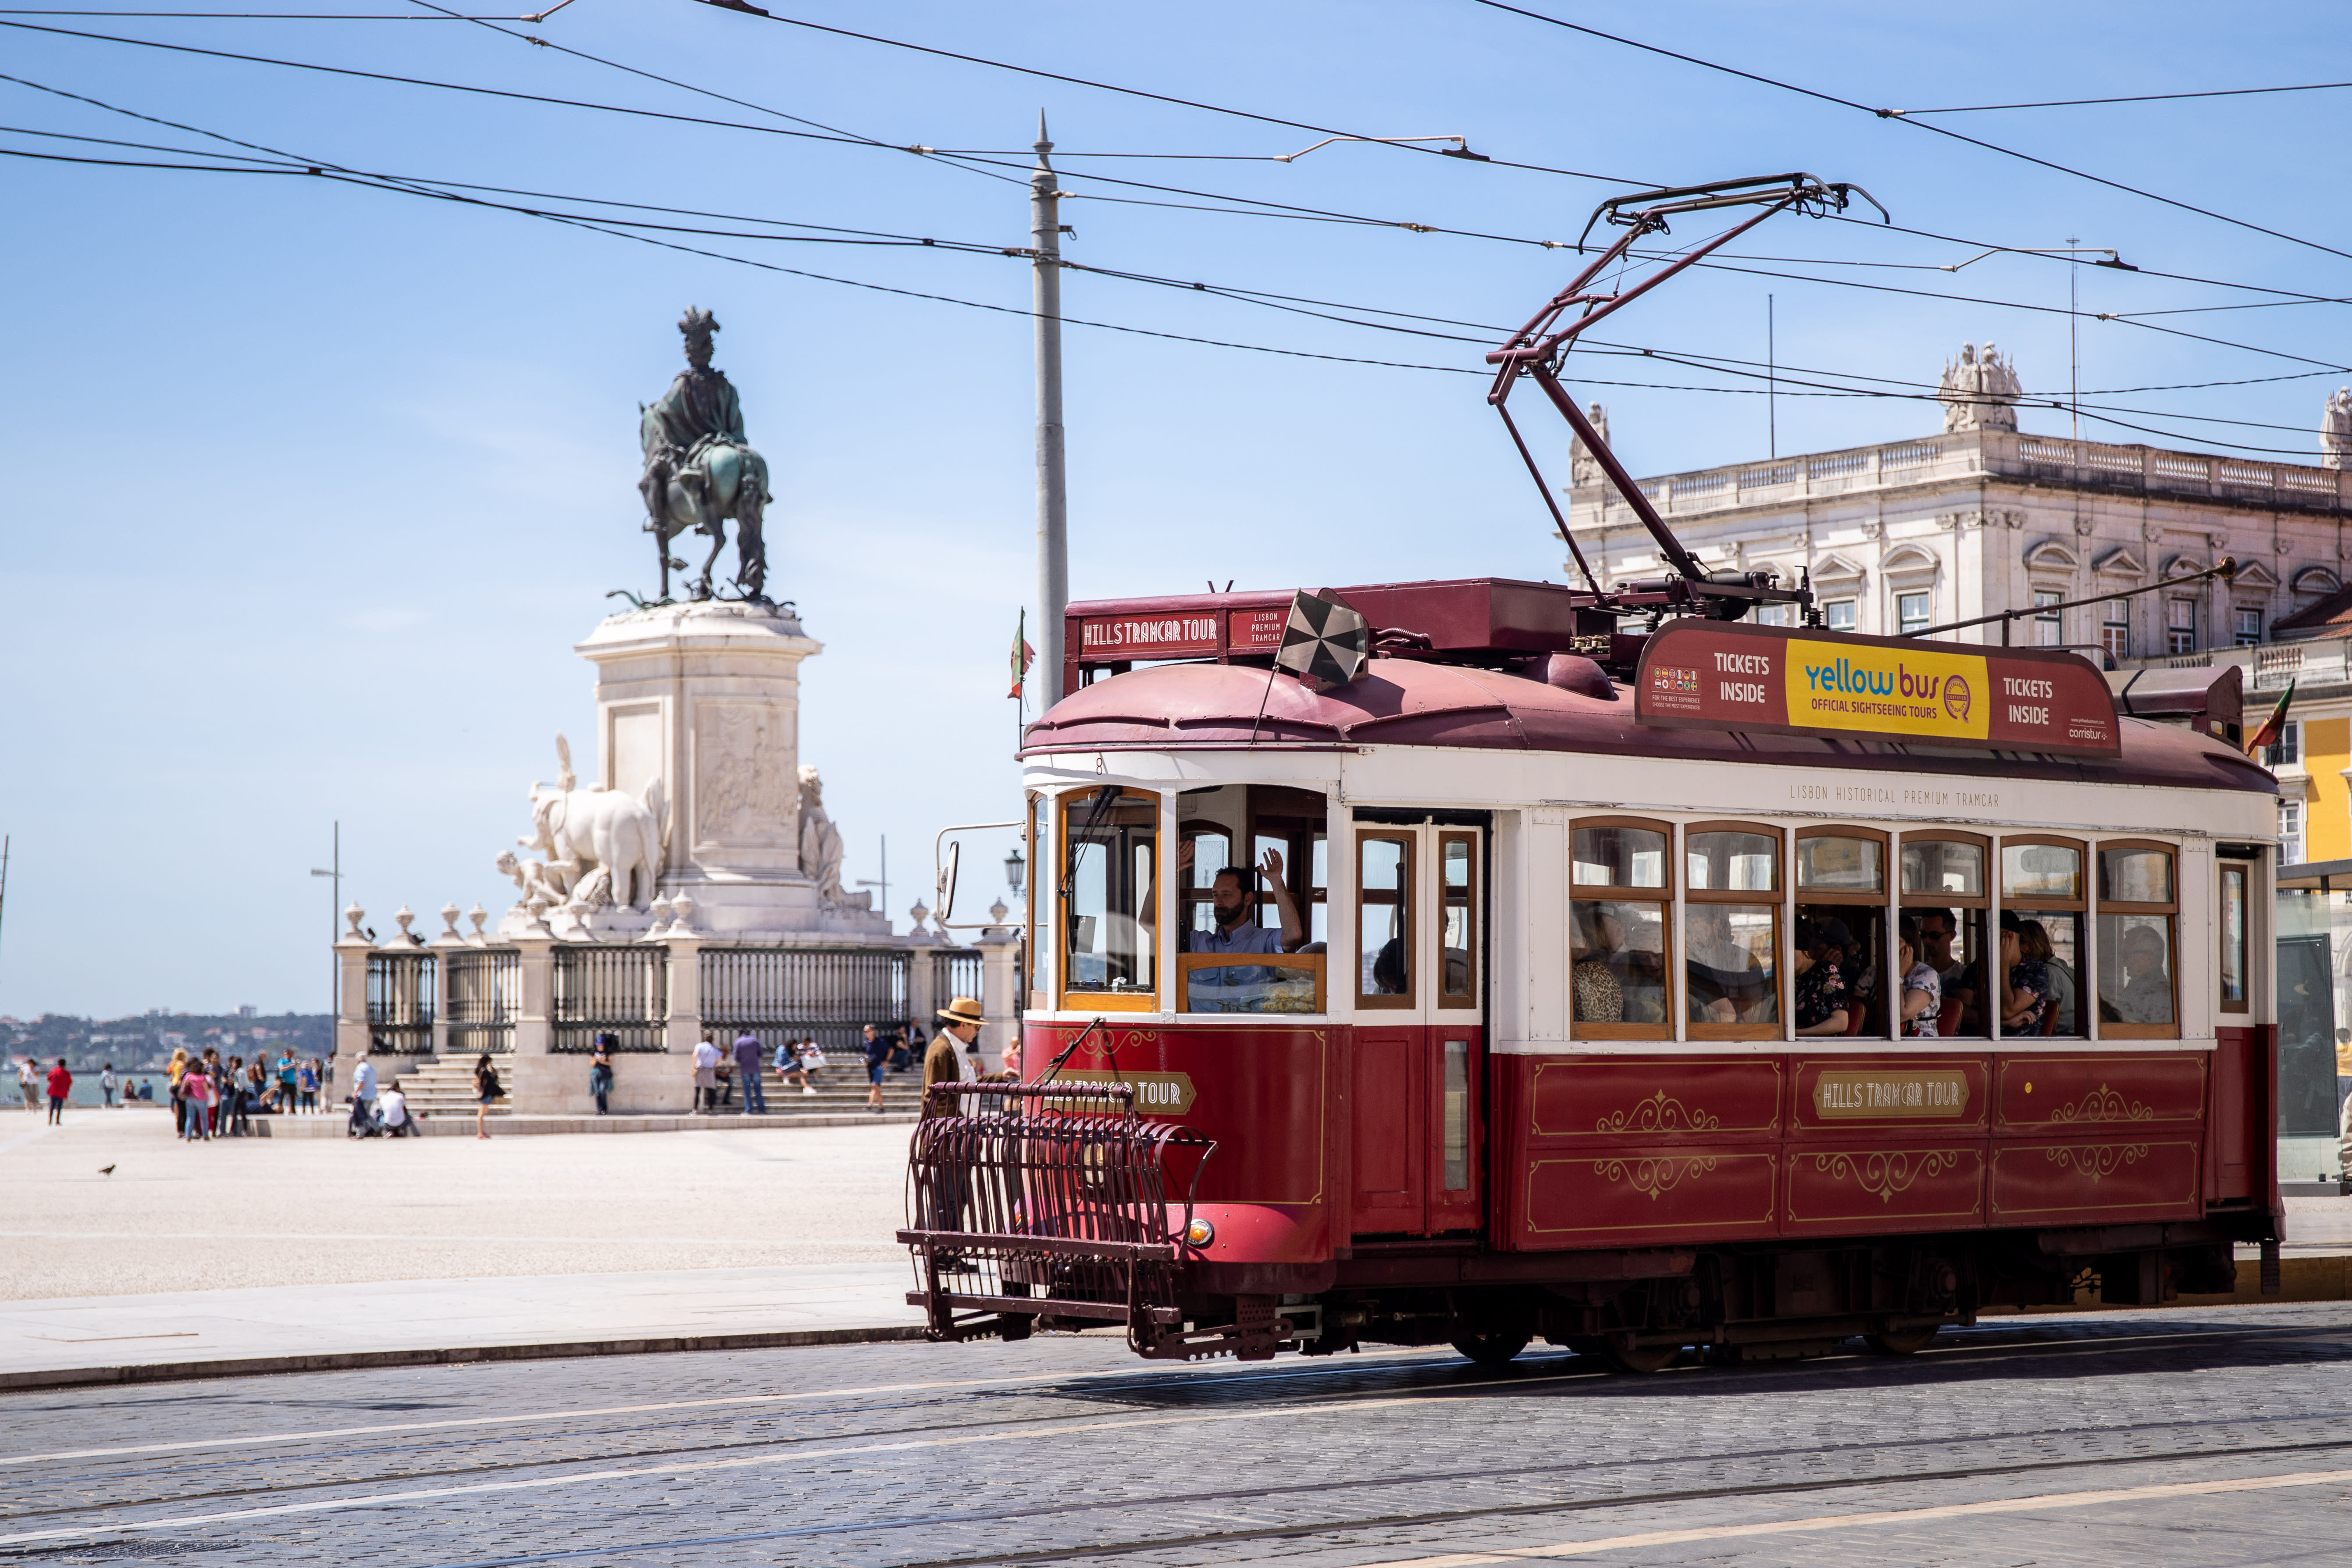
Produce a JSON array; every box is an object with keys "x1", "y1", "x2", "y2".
[{"x1": 162, "y1": 1047, "x2": 332, "y2": 1141}]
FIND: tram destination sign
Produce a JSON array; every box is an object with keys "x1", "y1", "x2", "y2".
[{"x1": 1634, "y1": 622, "x2": 2120, "y2": 755}]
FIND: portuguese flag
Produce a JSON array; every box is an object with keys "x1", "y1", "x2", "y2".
[
  {"x1": 2246, "y1": 678, "x2": 2295, "y2": 759},
  {"x1": 1009, "y1": 609, "x2": 1036, "y2": 701}
]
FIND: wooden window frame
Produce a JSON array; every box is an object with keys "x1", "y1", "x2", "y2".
[
  {"x1": 1684, "y1": 821, "x2": 1785, "y2": 1041},
  {"x1": 1996, "y1": 834, "x2": 2088, "y2": 1041},
  {"x1": 1570, "y1": 815, "x2": 1675, "y2": 1041},
  {"x1": 1998, "y1": 833, "x2": 2087, "y2": 911},
  {"x1": 1897, "y1": 830, "x2": 1991, "y2": 910},
  {"x1": 1793, "y1": 825, "x2": 1890, "y2": 905},
  {"x1": 1248, "y1": 785, "x2": 1330, "y2": 942},
  {"x1": 2218, "y1": 861, "x2": 2251, "y2": 1015},
  {"x1": 1437, "y1": 828, "x2": 1480, "y2": 1012},
  {"x1": 2094, "y1": 837, "x2": 2181, "y2": 1041},
  {"x1": 1356, "y1": 830, "x2": 1417, "y2": 1010},
  {"x1": 1057, "y1": 787, "x2": 1162, "y2": 1014},
  {"x1": 1898, "y1": 830, "x2": 1991, "y2": 1041},
  {"x1": 1176, "y1": 952, "x2": 1326, "y2": 1016},
  {"x1": 1026, "y1": 790, "x2": 1047, "y2": 1012}
]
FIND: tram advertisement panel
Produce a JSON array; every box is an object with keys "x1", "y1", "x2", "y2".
[{"x1": 1634, "y1": 622, "x2": 2120, "y2": 755}]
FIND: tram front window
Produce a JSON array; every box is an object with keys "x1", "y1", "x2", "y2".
[{"x1": 1060, "y1": 787, "x2": 1158, "y2": 1000}]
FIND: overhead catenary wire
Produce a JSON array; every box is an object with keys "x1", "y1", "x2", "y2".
[
  {"x1": 12, "y1": 11, "x2": 2345, "y2": 338},
  {"x1": 1898, "y1": 80, "x2": 2352, "y2": 115},
  {"x1": 691, "y1": 0, "x2": 1650, "y2": 186},
  {"x1": 1466, "y1": 0, "x2": 2352, "y2": 266},
  {"x1": 11, "y1": 23, "x2": 2345, "y2": 452}
]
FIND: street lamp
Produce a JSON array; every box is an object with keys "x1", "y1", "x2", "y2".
[
  {"x1": 1005, "y1": 848, "x2": 1026, "y2": 897},
  {"x1": 309, "y1": 821, "x2": 340, "y2": 1036}
]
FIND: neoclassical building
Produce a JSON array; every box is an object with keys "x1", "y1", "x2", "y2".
[{"x1": 1563, "y1": 356, "x2": 2352, "y2": 661}]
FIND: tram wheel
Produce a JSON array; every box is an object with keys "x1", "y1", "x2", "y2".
[
  {"x1": 1864, "y1": 1326, "x2": 1939, "y2": 1357},
  {"x1": 1450, "y1": 1333, "x2": 1531, "y2": 1368},
  {"x1": 1600, "y1": 1340, "x2": 1683, "y2": 1375}
]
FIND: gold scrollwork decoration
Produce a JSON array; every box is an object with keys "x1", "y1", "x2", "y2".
[
  {"x1": 1594, "y1": 1089, "x2": 1722, "y2": 1137},
  {"x1": 1591, "y1": 1154, "x2": 1718, "y2": 1200},
  {"x1": 2044, "y1": 1144, "x2": 2150, "y2": 1181},
  {"x1": 1809, "y1": 1150, "x2": 1963, "y2": 1205},
  {"x1": 2048, "y1": 1083, "x2": 2154, "y2": 1124}
]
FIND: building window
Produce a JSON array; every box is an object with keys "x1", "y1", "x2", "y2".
[
  {"x1": 1896, "y1": 591, "x2": 1932, "y2": 637},
  {"x1": 2234, "y1": 606, "x2": 2264, "y2": 647},
  {"x1": 2266, "y1": 720, "x2": 2301, "y2": 769},
  {"x1": 2032, "y1": 589, "x2": 2063, "y2": 647},
  {"x1": 1825, "y1": 599, "x2": 1857, "y2": 633},
  {"x1": 2280, "y1": 799, "x2": 2305, "y2": 865},
  {"x1": 1753, "y1": 602, "x2": 1794, "y2": 627},
  {"x1": 2102, "y1": 602, "x2": 2131, "y2": 661},
  {"x1": 2167, "y1": 597, "x2": 2198, "y2": 656}
]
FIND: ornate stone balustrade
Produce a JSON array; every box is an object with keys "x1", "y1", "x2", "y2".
[{"x1": 1572, "y1": 429, "x2": 2352, "y2": 526}]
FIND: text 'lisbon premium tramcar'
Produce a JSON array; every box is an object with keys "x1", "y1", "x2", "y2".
[{"x1": 900, "y1": 175, "x2": 2286, "y2": 1369}]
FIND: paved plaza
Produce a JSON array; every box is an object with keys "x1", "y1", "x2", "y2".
[
  {"x1": 6, "y1": 1304, "x2": 2352, "y2": 1566},
  {"x1": 0, "y1": 1108, "x2": 912, "y2": 1300}
]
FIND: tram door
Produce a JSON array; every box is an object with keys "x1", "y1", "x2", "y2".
[{"x1": 1350, "y1": 820, "x2": 1485, "y2": 1238}]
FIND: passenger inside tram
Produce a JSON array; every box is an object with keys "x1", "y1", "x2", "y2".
[
  {"x1": 1790, "y1": 915, "x2": 1855, "y2": 1036},
  {"x1": 1685, "y1": 903, "x2": 1775, "y2": 1024},
  {"x1": 1896, "y1": 919, "x2": 1941, "y2": 1038},
  {"x1": 1912, "y1": 908, "x2": 1985, "y2": 1035},
  {"x1": 1569, "y1": 903, "x2": 1667, "y2": 1023},
  {"x1": 1998, "y1": 911, "x2": 2054, "y2": 1033},
  {"x1": 2016, "y1": 918, "x2": 2080, "y2": 1034},
  {"x1": 2105, "y1": 923, "x2": 2176, "y2": 1025}
]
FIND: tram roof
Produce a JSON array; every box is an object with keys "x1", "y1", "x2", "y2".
[{"x1": 1022, "y1": 657, "x2": 2276, "y2": 795}]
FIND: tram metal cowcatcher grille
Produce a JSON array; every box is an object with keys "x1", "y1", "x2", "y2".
[{"x1": 900, "y1": 1083, "x2": 1214, "y2": 1353}]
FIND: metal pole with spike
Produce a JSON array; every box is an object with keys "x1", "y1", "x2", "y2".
[{"x1": 1033, "y1": 112, "x2": 1069, "y2": 709}]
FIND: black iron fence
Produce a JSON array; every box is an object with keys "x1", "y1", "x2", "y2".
[
  {"x1": 552, "y1": 945, "x2": 669, "y2": 1052},
  {"x1": 366, "y1": 951, "x2": 435, "y2": 1055},
  {"x1": 700, "y1": 947, "x2": 910, "y2": 1056},
  {"x1": 944, "y1": 949, "x2": 984, "y2": 1006},
  {"x1": 444, "y1": 948, "x2": 520, "y2": 1054}
]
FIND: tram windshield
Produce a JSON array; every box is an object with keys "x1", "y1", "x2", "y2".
[{"x1": 1061, "y1": 788, "x2": 1158, "y2": 998}]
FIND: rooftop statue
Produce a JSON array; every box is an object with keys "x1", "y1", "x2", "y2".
[
  {"x1": 1938, "y1": 342, "x2": 2022, "y2": 434},
  {"x1": 638, "y1": 307, "x2": 773, "y2": 602},
  {"x1": 2323, "y1": 387, "x2": 2352, "y2": 471}
]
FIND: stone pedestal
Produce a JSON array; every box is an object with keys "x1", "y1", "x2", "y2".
[{"x1": 574, "y1": 600, "x2": 886, "y2": 940}]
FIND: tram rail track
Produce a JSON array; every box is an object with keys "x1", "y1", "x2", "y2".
[
  {"x1": 4, "y1": 1315, "x2": 2351, "y2": 1554},
  {"x1": 9, "y1": 1315, "x2": 2351, "y2": 1523}
]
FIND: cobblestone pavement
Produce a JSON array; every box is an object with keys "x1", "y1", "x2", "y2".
[{"x1": 6, "y1": 1305, "x2": 2352, "y2": 1566}]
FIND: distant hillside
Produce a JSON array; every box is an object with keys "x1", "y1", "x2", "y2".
[{"x1": 3, "y1": 1012, "x2": 333, "y2": 1069}]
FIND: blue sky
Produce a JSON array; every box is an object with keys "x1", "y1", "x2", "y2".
[{"x1": 2, "y1": 1, "x2": 2347, "y2": 1016}]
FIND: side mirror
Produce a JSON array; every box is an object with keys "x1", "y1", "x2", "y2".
[{"x1": 936, "y1": 841, "x2": 960, "y2": 925}]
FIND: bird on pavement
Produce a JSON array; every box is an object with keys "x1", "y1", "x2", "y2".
[{"x1": 98, "y1": 1164, "x2": 115, "y2": 1176}]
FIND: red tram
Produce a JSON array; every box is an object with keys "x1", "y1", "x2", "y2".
[{"x1": 902, "y1": 175, "x2": 2285, "y2": 1368}]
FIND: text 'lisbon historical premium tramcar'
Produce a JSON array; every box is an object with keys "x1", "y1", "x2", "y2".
[{"x1": 901, "y1": 174, "x2": 2283, "y2": 1368}]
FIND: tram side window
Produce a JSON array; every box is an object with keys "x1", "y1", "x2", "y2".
[
  {"x1": 1358, "y1": 834, "x2": 1414, "y2": 1006},
  {"x1": 1439, "y1": 832, "x2": 1478, "y2": 1008},
  {"x1": 1686, "y1": 827, "x2": 1780, "y2": 1035},
  {"x1": 1571, "y1": 822, "x2": 1670, "y2": 1031},
  {"x1": 1797, "y1": 830, "x2": 1889, "y2": 1037},
  {"x1": 2219, "y1": 862, "x2": 2250, "y2": 1013},
  {"x1": 1901, "y1": 837, "x2": 1987, "y2": 1037},
  {"x1": 2000, "y1": 838, "x2": 2086, "y2": 1038},
  {"x1": 1061, "y1": 788, "x2": 1159, "y2": 1001},
  {"x1": 2097, "y1": 843, "x2": 2179, "y2": 1035}
]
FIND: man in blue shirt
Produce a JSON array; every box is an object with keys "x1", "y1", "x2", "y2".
[{"x1": 1188, "y1": 847, "x2": 1306, "y2": 955}]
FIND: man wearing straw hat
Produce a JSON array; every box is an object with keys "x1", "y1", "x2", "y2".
[
  {"x1": 923, "y1": 997, "x2": 986, "y2": 1120},
  {"x1": 918, "y1": 996, "x2": 987, "y2": 1263}
]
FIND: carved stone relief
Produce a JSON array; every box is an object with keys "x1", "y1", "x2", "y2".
[{"x1": 694, "y1": 701, "x2": 797, "y2": 849}]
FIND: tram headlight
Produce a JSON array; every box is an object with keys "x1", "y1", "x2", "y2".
[{"x1": 1183, "y1": 1217, "x2": 1215, "y2": 1249}]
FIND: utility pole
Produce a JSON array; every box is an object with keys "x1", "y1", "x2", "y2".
[
  {"x1": 1033, "y1": 111, "x2": 1069, "y2": 709},
  {"x1": 0, "y1": 836, "x2": 11, "y2": 1018},
  {"x1": 1767, "y1": 293, "x2": 1776, "y2": 460},
  {"x1": 310, "y1": 822, "x2": 339, "y2": 1031}
]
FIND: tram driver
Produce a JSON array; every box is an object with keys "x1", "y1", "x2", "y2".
[{"x1": 1178, "y1": 844, "x2": 1305, "y2": 955}]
